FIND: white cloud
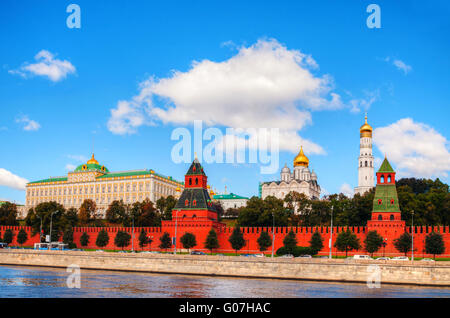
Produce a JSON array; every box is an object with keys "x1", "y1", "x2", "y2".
[
  {"x1": 9, "y1": 50, "x2": 76, "y2": 82},
  {"x1": 16, "y1": 115, "x2": 41, "y2": 131},
  {"x1": 339, "y1": 183, "x2": 354, "y2": 198},
  {"x1": 67, "y1": 154, "x2": 88, "y2": 162},
  {"x1": 348, "y1": 90, "x2": 379, "y2": 113},
  {"x1": 374, "y1": 118, "x2": 450, "y2": 178},
  {"x1": 65, "y1": 164, "x2": 77, "y2": 171},
  {"x1": 384, "y1": 57, "x2": 412, "y2": 75},
  {"x1": 0, "y1": 168, "x2": 28, "y2": 191},
  {"x1": 107, "y1": 39, "x2": 346, "y2": 155}
]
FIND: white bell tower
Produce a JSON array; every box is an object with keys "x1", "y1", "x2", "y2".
[{"x1": 354, "y1": 114, "x2": 375, "y2": 195}]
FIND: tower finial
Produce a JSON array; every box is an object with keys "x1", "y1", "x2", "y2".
[{"x1": 365, "y1": 112, "x2": 368, "y2": 123}]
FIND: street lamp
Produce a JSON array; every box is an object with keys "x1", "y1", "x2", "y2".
[
  {"x1": 382, "y1": 238, "x2": 387, "y2": 257},
  {"x1": 37, "y1": 214, "x2": 43, "y2": 242},
  {"x1": 271, "y1": 212, "x2": 275, "y2": 258},
  {"x1": 49, "y1": 211, "x2": 57, "y2": 243},
  {"x1": 131, "y1": 210, "x2": 135, "y2": 253},
  {"x1": 411, "y1": 210, "x2": 414, "y2": 262},
  {"x1": 174, "y1": 210, "x2": 179, "y2": 254},
  {"x1": 329, "y1": 206, "x2": 334, "y2": 259}
]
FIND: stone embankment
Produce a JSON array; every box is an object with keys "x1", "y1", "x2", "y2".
[{"x1": 0, "y1": 250, "x2": 449, "y2": 286}]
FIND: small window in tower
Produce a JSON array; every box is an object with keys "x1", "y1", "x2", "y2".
[
  {"x1": 378, "y1": 199, "x2": 382, "y2": 205},
  {"x1": 193, "y1": 166, "x2": 196, "y2": 172},
  {"x1": 193, "y1": 199, "x2": 197, "y2": 206},
  {"x1": 360, "y1": 162, "x2": 362, "y2": 167},
  {"x1": 390, "y1": 214, "x2": 394, "y2": 221},
  {"x1": 370, "y1": 161, "x2": 372, "y2": 167},
  {"x1": 390, "y1": 199, "x2": 395, "y2": 205},
  {"x1": 189, "y1": 178, "x2": 192, "y2": 185},
  {"x1": 378, "y1": 215, "x2": 382, "y2": 221},
  {"x1": 388, "y1": 175, "x2": 392, "y2": 183},
  {"x1": 381, "y1": 176, "x2": 385, "y2": 183},
  {"x1": 185, "y1": 199, "x2": 189, "y2": 206},
  {"x1": 195, "y1": 178, "x2": 198, "y2": 185},
  {"x1": 365, "y1": 161, "x2": 368, "y2": 167}
]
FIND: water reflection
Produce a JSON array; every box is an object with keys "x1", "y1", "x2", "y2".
[{"x1": 0, "y1": 265, "x2": 449, "y2": 298}]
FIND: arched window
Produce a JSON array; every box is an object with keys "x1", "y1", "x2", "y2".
[
  {"x1": 360, "y1": 161, "x2": 362, "y2": 167},
  {"x1": 365, "y1": 161, "x2": 368, "y2": 167},
  {"x1": 195, "y1": 178, "x2": 198, "y2": 185},
  {"x1": 388, "y1": 175, "x2": 392, "y2": 183},
  {"x1": 370, "y1": 161, "x2": 372, "y2": 167},
  {"x1": 390, "y1": 214, "x2": 394, "y2": 221},
  {"x1": 189, "y1": 178, "x2": 192, "y2": 185},
  {"x1": 378, "y1": 215, "x2": 382, "y2": 221},
  {"x1": 390, "y1": 199, "x2": 395, "y2": 205},
  {"x1": 381, "y1": 176, "x2": 385, "y2": 183},
  {"x1": 193, "y1": 199, "x2": 197, "y2": 206},
  {"x1": 378, "y1": 199, "x2": 382, "y2": 205},
  {"x1": 185, "y1": 199, "x2": 189, "y2": 206}
]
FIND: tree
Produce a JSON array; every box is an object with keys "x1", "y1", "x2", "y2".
[
  {"x1": 64, "y1": 208, "x2": 79, "y2": 227},
  {"x1": 364, "y1": 231, "x2": 384, "y2": 257},
  {"x1": 159, "y1": 232, "x2": 172, "y2": 251},
  {"x1": 3, "y1": 229, "x2": 13, "y2": 244},
  {"x1": 283, "y1": 230, "x2": 298, "y2": 254},
  {"x1": 157, "y1": 196, "x2": 177, "y2": 220},
  {"x1": 31, "y1": 202, "x2": 65, "y2": 238},
  {"x1": 114, "y1": 231, "x2": 131, "y2": 250},
  {"x1": 62, "y1": 227, "x2": 75, "y2": 248},
  {"x1": 257, "y1": 231, "x2": 272, "y2": 252},
  {"x1": 180, "y1": 232, "x2": 197, "y2": 253},
  {"x1": 105, "y1": 200, "x2": 125, "y2": 224},
  {"x1": 334, "y1": 229, "x2": 361, "y2": 257},
  {"x1": 0, "y1": 202, "x2": 18, "y2": 226},
  {"x1": 17, "y1": 229, "x2": 28, "y2": 246},
  {"x1": 237, "y1": 196, "x2": 290, "y2": 227},
  {"x1": 79, "y1": 199, "x2": 96, "y2": 225},
  {"x1": 80, "y1": 232, "x2": 90, "y2": 247},
  {"x1": 95, "y1": 229, "x2": 109, "y2": 248},
  {"x1": 138, "y1": 229, "x2": 149, "y2": 250},
  {"x1": 393, "y1": 232, "x2": 412, "y2": 256},
  {"x1": 309, "y1": 231, "x2": 324, "y2": 255},
  {"x1": 229, "y1": 226, "x2": 245, "y2": 255},
  {"x1": 138, "y1": 199, "x2": 161, "y2": 226},
  {"x1": 204, "y1": 229, "x2": 219, "y2": 254},
  {"x1": 425, "y1": 232, "x2": 445, "y2": 260}
]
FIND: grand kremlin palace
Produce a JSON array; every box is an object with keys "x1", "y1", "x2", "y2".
[{"x1": 24, "y1": 154, "x2": 185, "y2": 218}]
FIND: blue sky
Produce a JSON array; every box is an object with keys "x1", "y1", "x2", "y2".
[{"x1": 1, "y1": 0, "x2": 449, "y2": 204}]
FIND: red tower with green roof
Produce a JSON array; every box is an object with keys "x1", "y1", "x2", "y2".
[{"x1": 367, "y1": 157, "x2": 405, "y2": 230}]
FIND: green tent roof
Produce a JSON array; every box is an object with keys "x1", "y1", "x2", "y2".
[
  {"x1": 74, "y1": 163, "x2": 109, "y2": 173},
  {"x1": 378, "y1": 157, "x2": 394, "y2": 173},
  {"x1": 213, "y1": 193, "x2": 249, "y2": 200}
]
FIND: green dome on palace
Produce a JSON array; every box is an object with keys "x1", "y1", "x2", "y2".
[{"x1": 73, "y1": 154, "x2": 109, "y2": 173}]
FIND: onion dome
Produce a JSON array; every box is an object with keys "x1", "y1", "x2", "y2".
[
  {"x1": 360, "y1": 114, "x2": 373, "y2": 138},
  {"x1": 281, "y1": 163, "x2": 291, "y2": 173},
  {"x1": 176, "y1": 187, "x2": 181, "y2": 192},
  {"x1": 294, "y1": 146, "x2": 309, "y2": 168},
  {"x1": 74, "y1": 154, "x2": 109, "y2": 173}
]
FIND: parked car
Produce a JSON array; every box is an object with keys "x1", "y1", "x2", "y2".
[
  {"x1": 353, "y1": 255, "x2": 372, "y2": 260},
  {"x1": 118, "y1": 251, "x2": 127, "y2": 253},
  {"x1": 279, "y1": 254, "x2": 294, "y2": 258},
  {"x1": 190, "y1": 251, "x2": 206, "y2": 255},
  {"x1": 317, "y1": 255, "x2": 329, "y2": 259},
  {"x1": 254, "y1": 253, "x2": 265, "y2": 258},
  {"x1": 391, "y1": 256, "x2": 409, "y2": 261},
  {"x1": 296, "y1": 255, "x2": 312, "y2": 258},
  {"x1": 0, "y1": 243, "x2": 8, "y2": 249},
  {"x1": 376, "y1": 257, "x2": 391, "y2": 260},
  {"x1": 420, "y1": 258, "x2": 435, "y2": 262},
  {"x1": 95, "y1": 250, "x2": 105, "y2": 252}
]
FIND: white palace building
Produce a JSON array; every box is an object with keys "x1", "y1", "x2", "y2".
[
  {"x1": 25, "y1": 154, "x2": 184, "y2": 218},
  {"x1": 260, "y1": 146, "x2": 321, "y2": 203}
]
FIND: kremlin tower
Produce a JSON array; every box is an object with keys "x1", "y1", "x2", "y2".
[{"x1": 354, "y1": 115, "x2": 375, "y2": 195}]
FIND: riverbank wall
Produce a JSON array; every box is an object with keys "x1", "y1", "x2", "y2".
[{"x1": 1, "y1": 250, "x2": 449, "y2": 287}]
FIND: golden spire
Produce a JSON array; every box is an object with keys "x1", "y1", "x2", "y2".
[
  {"x1": 293, "y1": 146, "x2": 309, "y2": 167},
  {"x1": 360, "y1": 113, "x2": 373, "y2": 137},
  {"x1": 87, "y1": 153, "x2": 99, "y2": 165}
]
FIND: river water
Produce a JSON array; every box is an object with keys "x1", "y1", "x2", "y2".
[{"x1": 0, "y1": 265, "x2": 449, "y2": 298}]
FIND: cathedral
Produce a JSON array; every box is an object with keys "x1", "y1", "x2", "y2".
[
  {"x1": 260, "y1": 146, "x2": 321, "y2": 202},
  {"x1": 354, "y1": 115, "x2": 375, "y2": 195}
]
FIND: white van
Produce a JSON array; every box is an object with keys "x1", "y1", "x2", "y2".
[{"x1": 353, "y1": 255, "x2": 372, "y2": 260}]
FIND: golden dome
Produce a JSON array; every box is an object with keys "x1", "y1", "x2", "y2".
[
  {"x1": 360, "y1": 115, "x2": 373, "y2": 137},
  {"x1": 176, "y1": 187, "x2": 181, "y2": 192},
  {"x1": 294, "y1": 146, "x2": 309, "y2": 167},
  {"x1": 87, "y1": 153, "x2": 99, "y2": 165}
]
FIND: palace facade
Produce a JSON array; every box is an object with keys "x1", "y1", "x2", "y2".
[{"x1": 25, "y1": 154, "x2": 184, "y2": 217}]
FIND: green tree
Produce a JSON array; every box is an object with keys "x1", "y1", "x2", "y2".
[
  {"x1": 159, "y1": 232, "x2": 172, "y2": 251},
  {"x1": 3, "y1": 229, "x2": 13, "y2": 244},
  {"x1": 180, "y1": 232, "x2": 197, "y2": 252},
  {"x1": 105, "y1": 200, "x2": 125, "y2": 224},
  {"x1": 0, "y1": 202, "x2": 18, "y2": 226},
  {"x1": 237, "y1": 196, "x2": 289, "y2": 227},
  {"x1": 17, "y1": 229, "x2": 28, "y2": 246},
  {"x1": 364, "y1": 231, "x2": 384, "y2": 257},
  {"x1": 425, "y1": 232, "x2": 445, "y2": 260},
  {"x1": 95, "y1": 229, "x2": 109, "y2": 248},
  {"x1": 138, "y1": 199, "x2": 161, "y2": 226},
  {"x1": 283, "y1": 230, "x2": 298, "y2": 254},
  {"x1": 204, "y1": 230, "x2": 219, "y2": 254},
  {"x1": 334, "y1": 229, "x2": 361, "y2": 257},
  {"x1": 114, "y1": 231, "x2": 131, "y2": 250},
  {"x1": 257, "y1": 231, "x2": 272, "y2": 252},
  {"x1": 31, "y1": 202, "x2": 65, "y2": 238},
  {"x1": 393, "y1": 232, "x2": 412, "y2": 256},
  {"x1": 79, "y1": 199, "x2": 96, "y2": 225},
  {"x1": 138, "y1": 229, "x2": 149, "y2": 250},
  {"x1": 229, "y1": 226, "x2": 245, "y2": 255},
  {"x1": 62, "y1": 227, "x2": 75, "y2": 248},
  {"x1": 157, "y1": 196, "x2": 177, "y2": 221},
  {"x1": 309, "y1": 231, "x2": 324, "y2": 255},
  {"x1": 80, "y1": 232, "x2": 90, "y2": 247},
  {"x1": 64, "y1": 208, "x2": 79, "y2": 227}
]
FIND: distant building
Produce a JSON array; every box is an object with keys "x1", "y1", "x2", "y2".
[
  {"x1": 213, "y1": 193, "x2": 249, "y2": 210},
  {"x1": 260, "y1": 146, "x2": 321, "y2": 203},
  {"x1": 25, "y1": 154, "x2": 184, "y2": 217}
]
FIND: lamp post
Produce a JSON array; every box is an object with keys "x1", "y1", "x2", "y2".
[
  {"x1": 329, "y1": 206, "x2": 334, "y2": 259},
  {"x1": 49, "y1": 211, "x2": 57, "y2": 243},
  {"x1": 411, "y1": 210, "x2": 414, "y2": 262},
  {"x1": 131, "y1": 210, "x2": 135, "y2": 253},
  {"x1": 382, "y1": 238, "x2": 387, "y2": 257},
  {"x1": 271, "y1": 212, "x2": 275, "y2": 258},
  {"x1": 37, "y1": 214, "x2": 43, "y2": 242},
  {"x1": 174, "y1": 210, "x2": 179, "y2": 254}
]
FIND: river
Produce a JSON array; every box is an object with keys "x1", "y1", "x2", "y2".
[{"x1": 0, "y1": 265, "x2": 449, "y2": 298}]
